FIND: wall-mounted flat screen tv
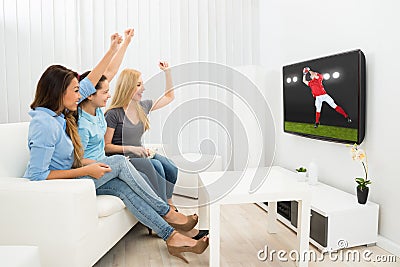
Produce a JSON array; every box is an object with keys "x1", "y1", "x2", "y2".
[{"x1": 283, "y1": 49, "x2": 366, "y2": 144}]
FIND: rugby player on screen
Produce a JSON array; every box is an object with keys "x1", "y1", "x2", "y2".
[{"x1": 302, "y1": 67, "x2": 352, "y2": 128}]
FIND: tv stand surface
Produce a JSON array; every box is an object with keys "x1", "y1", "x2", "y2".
[{"x1": 258, "y1": 166, "x2": 379, "y2": 252}]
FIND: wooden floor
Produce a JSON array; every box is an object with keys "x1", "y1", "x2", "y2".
[{"x1": 94, "y1": 196, "x2": 399, "y2": 267}]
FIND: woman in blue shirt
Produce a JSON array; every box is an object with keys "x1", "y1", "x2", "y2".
[
  {"x1": 78, "y1": 29, "x2": 168, "y2": 203},
  {"x1": 23, "y1": 33, "x2": 208, "y2": 263},
  {"x1": 77, "y1": 30, "x2": 208, "y2": 241}
]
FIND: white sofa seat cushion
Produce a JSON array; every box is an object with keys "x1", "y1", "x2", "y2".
[
  {"x1": 0, "y1": 177, "x2": 126, "y2": 218},
  {"x1": 96, "y1": 195, "x2": 126, "y2": 218}
]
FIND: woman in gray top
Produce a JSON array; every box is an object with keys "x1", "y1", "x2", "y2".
[
  {"x1": 105, "y1": 63, "x2": 208, "y2": 240},
  {"x1": 105, "y1": 99, "x2": 168, "y2": 203}
]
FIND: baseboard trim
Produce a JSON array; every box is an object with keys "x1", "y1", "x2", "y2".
[{"x1": 377, "y1": 235, "x2": 400, "y2": 257}]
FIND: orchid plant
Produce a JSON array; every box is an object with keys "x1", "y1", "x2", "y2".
[{"x1": 350, "y1": 143, "x2": 371, "y2": 191}]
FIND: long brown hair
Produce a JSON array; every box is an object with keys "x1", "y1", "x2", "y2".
[
  {"x1": 31, "y1": 65, "x2": 83, "y2": 168},
  {"x1": 106, "y1": 69, "x2": 150, "y2": 131}
]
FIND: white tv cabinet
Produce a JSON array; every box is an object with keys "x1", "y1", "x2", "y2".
[{"x1": 258, "y1": 168, "x2": 379, "y2": 252}]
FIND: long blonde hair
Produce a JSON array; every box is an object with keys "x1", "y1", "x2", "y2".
[{"x1": 107, "y1": 69, "x2": 150, "y2": 131}]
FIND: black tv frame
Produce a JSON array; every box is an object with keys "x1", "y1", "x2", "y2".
[{"x1": 282, "y1": 49, "x2": 366, "y2": 144}]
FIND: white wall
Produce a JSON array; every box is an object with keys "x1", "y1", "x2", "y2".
[
  {"x1": 259, "y1": 0, "x2": 400, "y2": 253},
  {"x1": 0, "y1": 0, "x2": 81, "y2": 123},
  {"x1": 0, "y1": 0, "x2": 260, "y2": 168}
]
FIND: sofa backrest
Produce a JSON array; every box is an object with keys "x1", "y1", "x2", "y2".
[{"x1": 0, "y1": 122, "x2": 30, "y2": 178}]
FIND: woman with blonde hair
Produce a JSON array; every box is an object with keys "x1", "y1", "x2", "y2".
[
  {"x1": 105, "y1": 63, "x2": 177, "y2": 204},
  {"x1": 105, "y1": 64, "x2": 207, "y2": 240}
]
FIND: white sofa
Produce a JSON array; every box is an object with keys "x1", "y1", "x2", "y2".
[
  {"x1": 170, "y1": 153, "x2": 223, "y2": 199},
  {"x1": 0, "y1": 122, "x2": 139, "y2": 267}
]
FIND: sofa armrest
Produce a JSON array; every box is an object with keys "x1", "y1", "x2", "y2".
[{"x1": 0, "y1": 178, "x2": 99, "y2": 245}]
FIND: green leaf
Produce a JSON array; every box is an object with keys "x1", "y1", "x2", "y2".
[
  {"x1": 296, "y1": 167, "x2": 307, "y2": 172},
  {"x1": 355, "y1": 177, "x2": 365, "y2": 183}
]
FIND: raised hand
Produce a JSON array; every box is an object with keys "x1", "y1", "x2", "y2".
[
  {"x1": 159, "y1": 61, "x2": 170, "y2": 72},
  {"x1": 303, "y1": 67, "x2": 310, "y2": 75},
  {"x1": 110, "y1": 33, "x2": 123, "y2": 54},
  {"x1": 124, "y1": 28, "x2": 134, "y2": 45}
]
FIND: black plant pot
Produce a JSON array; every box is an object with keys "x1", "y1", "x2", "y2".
[{"x1": 356, "y1": 186, "x2": 369, "y2": 204}]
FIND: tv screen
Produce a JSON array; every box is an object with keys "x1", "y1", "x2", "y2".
[{"x1": 283, "y1": 49, "x2": 366, "y2": 144}]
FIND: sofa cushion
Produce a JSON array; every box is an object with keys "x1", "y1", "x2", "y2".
[
  {"x1": 96, "y1": 195, "x2": 126, "y2": 218},
  {"x1": 0, "y1": 177, "x2": 126, "y2": 218}
]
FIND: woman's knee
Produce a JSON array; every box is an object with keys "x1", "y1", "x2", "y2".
[
  {"x1": 130, "y1": 158, "x2": 156, "y2": 174},
  {"x1": 151, "y1": 160, "x2": 164, "y2": 174},
  {"x1": 167, "y1": 162, "x2": 178, "y2": 176},
  {"x1": 107, "y1": 154, "x2": 126, "y2": 161},
  {"x1": 160, "y1": 158, "x2": 178, "y2": 180},
  {"x1": 103, "y1": 155, "x2": 127, "y2": 169}
]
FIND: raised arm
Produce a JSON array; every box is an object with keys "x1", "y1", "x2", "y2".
[
  {"x1": 104, "y1": 28, "x2": 134, "y2": 82},
  {"x1": 302, "y1": 67, "x2": 310, "y2": 86},
  {"x1": 302, "y1": 74, "x2": 309, "y2": 86},
  {"x1": 151, "y1": 61, "x2": 175, "y2": 111},
  {"x1": 87, "y1": 33, "x2": 122, "y2": 86}
]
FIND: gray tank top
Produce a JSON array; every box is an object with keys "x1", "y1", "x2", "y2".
[{"x1": 105, "y1": 100, "x2": 153, "y2": 147}]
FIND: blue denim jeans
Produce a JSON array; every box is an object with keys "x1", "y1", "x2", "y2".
[
  {"x1": 151, "y1": 154, "x2": 178, "y2": 199},
  {"x1": 78, "y1": 155, "x2": 173, "y2": 239},
  {"x1": 96, "y1": 178, "x2": 174, "y2": 240}
]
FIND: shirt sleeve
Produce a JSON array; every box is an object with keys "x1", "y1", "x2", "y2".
[
  {"x1": 25, "y1": 120, "x2": 57, "y2": 181},
  {"x1": 78, "y1": 76, "x2": 96, "y2": 104},
  {"x1": 78, "y1": 125, "x2": 90, "y2": 151},
  {"x1": 105, "y1": 109, "x2": 119, "y2": 129},
  {"x1": 140, "y1": 100, "x2": 154, "y2": 114}
]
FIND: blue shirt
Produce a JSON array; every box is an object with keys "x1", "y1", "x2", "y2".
[
  {"x1": 23, "y1": 107, "x2": 74, "y2": 181},
  {"x1": 23, "y1": 77, "x2": 96, "y2": 181},
  {"x1": 78, "y1": 107, "x2": 107, "y2": 161}
]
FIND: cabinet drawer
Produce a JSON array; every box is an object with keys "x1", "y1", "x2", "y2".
[
  {"x1": 310, "y1": 210, "x2": 328, "y2": 247},
  {"x1": 290, "y1": 201, "x2": 328, "y2": 248}
]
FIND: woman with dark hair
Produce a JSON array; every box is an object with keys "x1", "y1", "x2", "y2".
[
  {"x1": 77, "y1": 29, "x2": 208, "y2": 241},
  {"x1": 78, "y1": 29, "x2": 167, "y2": 202},
  {"x1": 23, "y1": 33, "x2": 208, "y2": 263}
]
